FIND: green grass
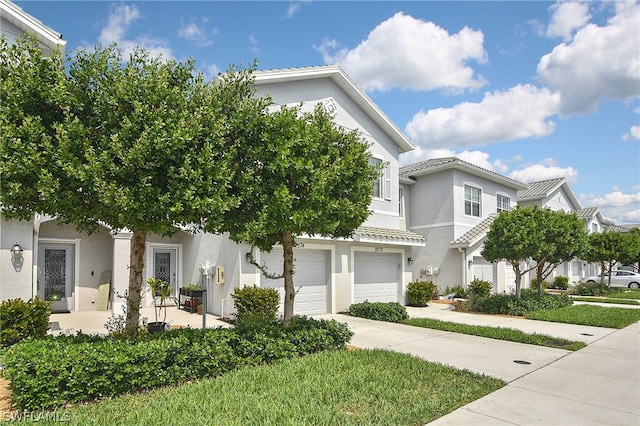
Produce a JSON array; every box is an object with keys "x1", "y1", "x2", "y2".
[
  {"x1": 44, "y1": 350, "x2": 504, "y2": 426},
  {"x1": 526, "y1": 305, "x2": 640, "y2": 329},
  {"x1": 571, "y1": 296, "x2": 639, "y2": 305},
  {"x1": 403, "y1": 318, "x2": 585, "y2": 351},
  {"x1": 607, "y1": 289, "x2": 640, "y2": 300}
]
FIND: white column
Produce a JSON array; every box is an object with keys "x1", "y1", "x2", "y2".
[{"x1": 110, "y1": 230, "x2": 133, "y2": 314}]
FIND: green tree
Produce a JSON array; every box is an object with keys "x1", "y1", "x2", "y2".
[
  {"x1": 582, "y1": 231, "x2": 628, "y2": 288},
  {"x1": 210, "y1": 104, "x2": 378, "y2": 324},
  {"x1": 1, "y1": 38, "x2": 260, "y2": 336},
  {"x1": 482, "y1": 206, "x2": 586, "y2": 298},
  {"x1": 619, "y1": 228, "x2": 640, "y2": 272}
]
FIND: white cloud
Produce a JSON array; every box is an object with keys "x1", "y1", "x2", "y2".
[
  {"x1": 508, "y1": 161, "x2": 579, "y2": 184},
  {"x1": 178, "y1": 18, "x2": 216, "y2": 47},
  {"x1": 319, "y1": 12, "x2": 487, "y2": 93},
  {"x1": 96, "y1": 4, "x2": 172, "y2": 59},
  {"x1": 537, "y1": 1, "x2": 640, "y2": 116},
  {"x1": 580, "y1": 190, "x2": 640, "y2": 224},
  {"x1": 546, "y1": 1, "x2": 591, "y2": 41},
  {"x1": 285, "y1": 1, "x2": 310, "y2": 19},
  {"x1": 623, "y1": 125, "x2": 640, "y2": 141},
  {"x1": 405, "y1": 84, "x2": 561, "y2": 149}
]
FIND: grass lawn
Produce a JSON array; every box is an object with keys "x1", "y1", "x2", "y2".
[
  {"x1": 48, "y1": 349, "x2": 504, "y2": 426},
  {"x1": 570, "y1": 296, "x2": 639, "y2": 306},
  {"x1": 607, "y1": 289, "x2": 640, "y2": 300},
  {"x1": 403, "y1": 318, "x2": 586, "y2": 351},
  {"x1": 526, "y1": 305, "x2": 640, "y2": 329}
]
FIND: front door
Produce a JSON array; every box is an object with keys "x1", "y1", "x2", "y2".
[
  {"x1": 39, "y1": 243, "x2": 74, "y2": 312},
  {"x1": 152, "y1": 248, "x2": 177, "y2": 304}
]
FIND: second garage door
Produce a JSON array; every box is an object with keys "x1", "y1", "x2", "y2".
[
  {"x1": 354, "y1": 252, "x2": 399, "y2": 303},
  {"x1": 260, "y1": 250, "x2": 329, "y2": 316}
]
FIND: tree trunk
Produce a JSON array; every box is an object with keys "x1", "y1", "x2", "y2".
[
  {"x1": 281, "y1": 230, "x2": 295, "y2": 326},
  {"x1": 535, "y1": 263, "x2": 544, "y2": 295},
  {"x1": 513, "y1": 263, "x2": 522, "y2": 299},
  {"x1": 125, "y1": 229, "x2": 146, "y2": 338}
]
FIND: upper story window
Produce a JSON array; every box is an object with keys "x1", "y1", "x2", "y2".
[
  {"x1": 370, "y1": 157, "x2": 391, "y2": 200},
  {"x1": 497, "y1": 194, "x2": 510, "y2": 213},
  {"x1": 464, "y1": 185, "x2": 481, "y2": 217}
]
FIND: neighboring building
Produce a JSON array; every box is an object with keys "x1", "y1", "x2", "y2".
[{"x1": 401, "y1": 157, "x2": 527, "y2": 294}]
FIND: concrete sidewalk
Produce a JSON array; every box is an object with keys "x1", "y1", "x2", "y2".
[{"x1": 318, "y1": 304, "x2": 640, "y2": 425}]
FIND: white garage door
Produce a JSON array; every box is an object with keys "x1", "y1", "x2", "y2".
[
  {"x1": 354, "y1": 252, "x2": 399, "y2": 303},
  {"x1": 260, "y1": 250, "x2": 328, "y2": 315},
  {"x1": 472, "y1": 257, "x2": 494, "y2": 283}
]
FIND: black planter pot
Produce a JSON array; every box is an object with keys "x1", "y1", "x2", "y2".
[{"x1": 147, "y1": 322, "x2": 171, "y2": 333}]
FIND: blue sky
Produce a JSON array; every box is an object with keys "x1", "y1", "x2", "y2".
[{"x1": 16, "y1": 0, "x2": 640, "y2": 224}]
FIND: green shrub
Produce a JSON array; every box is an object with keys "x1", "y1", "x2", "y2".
[
  {"x1": 348, "y1": 301, "x2": 408, "y2": 322},
  {"x1": 467, "y1": 279, "x2": 492, "y2": 298},
  {"x1": 552, "y1": 276, "x2": 569, "y2": 290},
  {"x1": 469, "y1": 289, "x2": 573, "y2": 316},
  {"x1": 406, "y1": 281, "x2": 437, "y2": 306},
  {"x1": 530, "y1": 277, "x2": 549, "y2": 291},
  {"x1": 231, "y1": 285, "x2": 280, "y2": 324},
  {"x1": 0, "y1": 298, "x2": 52, "y2": 347},
  {"x1": 443, "y1": 285, "x2": 468, "y2": 298},
  {"x1": 2, "y1": 317, "x2": 352, "y2": 411},
  {"x1": 570, "y1": 281, "x2": 607, "y2": 296}
]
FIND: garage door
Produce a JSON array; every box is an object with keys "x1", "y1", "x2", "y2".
[
  {"x1": 472, "y1": 257, "x2": 494, "y2": 283},
  {"x1": 354, "y1": 252, "x2": 399, "y2": 303},
  {"x1": 260, "y1": 250, "x2": 328, "y2": 315}
]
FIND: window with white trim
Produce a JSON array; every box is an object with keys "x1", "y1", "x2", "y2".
[
  {"x1": 464, "y1": 185, "x2": 481, "y2": 217},
  {"x1": 370, "y1": 158, "x2": 383, "y2": 198},
  {"x1": 497, "y1": 194, "x2": 510, "y2": 213}
]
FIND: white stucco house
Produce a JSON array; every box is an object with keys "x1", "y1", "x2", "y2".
[
  {"x1": 1, "y1": 5, "x2": 426, "y2": 317},
  {"x1": 400, "y1": 157, "x2": 528, "y2": 295}
]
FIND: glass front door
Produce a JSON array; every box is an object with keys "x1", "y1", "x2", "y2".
[
  {"x1": 39, "y1": 243, "x2": 74, "y2": 312},
  {"x1": 152, "y1": 248, "x2": 177, "y2": 304}
]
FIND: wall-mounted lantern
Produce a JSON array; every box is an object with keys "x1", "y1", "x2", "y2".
[
  {"x1": 10, "y1": 243, "x2": 23, "y2": 262},
  {"x1": 407, "y1": 257, "x2": 414, "y2": 265}
]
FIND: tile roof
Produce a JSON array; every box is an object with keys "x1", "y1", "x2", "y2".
[
  {"x1": 399, "y1": 157, "x2": 527, "y2": 189},
  {"x1": 575, "y1": 207, "x2": 599, "y2": 220},
  {"x1": 449, "y1": 213, "x2": 498, "y2": 247},
  {"x1": 517, "y1": 177, "x2": 565, "y2": 200},
  {"x1": 355, "y1": 226, "x2": 426, "y2": 245}
]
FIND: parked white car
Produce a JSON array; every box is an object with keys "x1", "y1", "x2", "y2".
[{"x1": 584, "y1": 270, "x2": 640, "y2": 289}]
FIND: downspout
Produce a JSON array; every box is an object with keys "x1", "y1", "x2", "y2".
[{"x1": 458, "y1": 247, "x2": 467, "y2": 287}]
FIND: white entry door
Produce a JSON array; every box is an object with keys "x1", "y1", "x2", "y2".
[
  {"x1": 39, "y1": 243, "x2": 74, "y2": 312},
  {"x1": 151, "y1": 248, "x2": 178, "y2": 303}
]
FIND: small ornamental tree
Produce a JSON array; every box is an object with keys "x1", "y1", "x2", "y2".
[
  {"x1": 619, "y1": 228, "x2": 640, "y2": 272},
  {"x1": 1, "y1": 38, "x2": 262, "y2": 337},
  {"x1": 209, "y1": 104, "x2": 379, "y2": 325},
  {"x1": 482, "y1": 206, "x2": 585, "y2": 298},
  {"x1": 582, "y1": 231, "x2": 627, "y2": 288}
]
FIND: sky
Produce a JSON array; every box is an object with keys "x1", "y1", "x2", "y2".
[{"x1": 14, "y1": 0, "x2": 640, "y2": 225}]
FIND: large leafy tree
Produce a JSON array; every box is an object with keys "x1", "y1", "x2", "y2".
[
  {"x1": 482, "y1": 206, "x2": 586, "y2": 298},
  {"x1": 619, "y1": 228, "x2": 640, "y2": 272},
  {"x1": 209, "y1": 103, "x2": 378, "y2": 324},
  {"x1": 1, "y1": 37, "x2": 260, "y2": 336}
]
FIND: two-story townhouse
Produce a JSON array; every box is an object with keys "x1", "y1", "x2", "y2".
[
  {"x1": 401, "y1": 157, "x2": 527, "y2": 295},
  {"x1": 1, "y1": 10, "x2": 425, "y2": 320}
]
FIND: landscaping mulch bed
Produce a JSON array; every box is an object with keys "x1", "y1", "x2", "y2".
[{"x1": 0, "y1": 377, "x2": 15, "y2": 416}]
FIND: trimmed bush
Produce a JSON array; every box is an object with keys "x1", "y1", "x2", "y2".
[
  {"x1": 0, "y1": 298, "x2": 52, "y2": 347},
  {"x1": 2, "y1": 317, "x2": 352, "y2": 411},
  {"x1": 570, "y1": 281, "x2": 607, "y2": 296},
  {"x1": 466, "y1": 289, "x2": 573, "y2": 316},
  {"x1": 231, "y1": 285, "x2": 280, "y2": 324},
  {"x1": 443, "y1": 285, "x2": 467, "y2": 299},
  {"x1": 406, "y1": 281, "x2": 437, "y2": 307},
  {"x1": 348, "y1": 301, "x2": 408, "y2": 322},
  {"x1": 553, "y1": 276, "x2": 569, "y2": 290},
  {"x1": 467, "y1": 278, "x2": 492, "y2": 298}
]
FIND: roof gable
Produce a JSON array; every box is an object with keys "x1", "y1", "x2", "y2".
[
  {"x1": 450, "y1": 213, "x2": 498, "y2": 248},
  {"x1": 517, "y1": 177, "x2": 581, "y2": 210},
  {"x1": 1, "y1": 0, "x2": 66, "y2": 53},
  {"x1": 400, "y1": 157, "x2": 527, "y2": 190},
  {"x1": 252, "y1": 65, "x2": 414, "y2": 153}
]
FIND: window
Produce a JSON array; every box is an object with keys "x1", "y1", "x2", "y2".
[
  {"x1": 497, "y1": 194, "x2": 510, "y2": 213},
  {"x1": 369, "y1": 158, "x2": 391, "y2": 200},
  {"x1": 464, "y1": 185, "x2": 481, "y2": 217},
  {"x1": 369, "y1": 158, "x2": 383, "y2": 198}
]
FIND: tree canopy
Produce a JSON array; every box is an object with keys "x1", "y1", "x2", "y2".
[
  {"x1": 582, "y1": 231, "x2": 628, "y2": 287},
  {"x1": 1, "y1": 37, "x2": 263, "y2": 336},
  {"x1": 208, "y1": 103, "x2": 378, "y2": 323},
  {"x1": 482, "y1": 206, "x2": 587, "y2": 298}
]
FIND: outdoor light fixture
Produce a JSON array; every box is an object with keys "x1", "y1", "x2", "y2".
[
  {"x1": 407, "y1": 257, "x2": 414, "y2": 265},
  {"x1": 245, "y1": 252, "x2": 252, "y2": 261},
  {"x1": 10, "y1": 243, "x2": 23, "y2": 262}
]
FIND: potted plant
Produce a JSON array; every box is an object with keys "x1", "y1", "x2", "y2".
[
  {"x1": 197, "y1": 304, "x2": 204, "y2": 315},
  {"x1": 179, "y1": 284, "x2": 205, "y2": 313},
  {"x1": 146, "y1": 277, "x2": 176, "y2": 333}
]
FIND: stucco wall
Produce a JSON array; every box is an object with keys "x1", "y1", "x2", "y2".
[{"x1": 0, "y1": 218, "x2": 34, "y2": 301}]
